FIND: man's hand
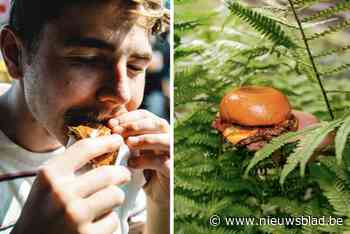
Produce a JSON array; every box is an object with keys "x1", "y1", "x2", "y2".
[
  {"x1": 109, "y1": 109, "x2": 170, "y2": 205},
  {"x1": 12, "y1": 134, "x2": 130, "y2": 234}
]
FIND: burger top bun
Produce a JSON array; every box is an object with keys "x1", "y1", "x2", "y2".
[{"x1": 220, "y1": 86, "x2": 292, "y2": 126}]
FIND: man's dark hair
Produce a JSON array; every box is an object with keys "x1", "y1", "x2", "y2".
[
  {"x1": 9, "y1": 0, "x2": 86, "y2": 52},
  {"x1": 9, "y1": 0, "x2": 166, "y2": 53}
]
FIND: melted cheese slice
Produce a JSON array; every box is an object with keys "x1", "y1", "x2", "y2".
[{"x1": 223, "y1": 126, "x2": 258, "y2": 144}]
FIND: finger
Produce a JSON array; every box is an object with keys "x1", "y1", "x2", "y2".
[
  {"x1": 72, "y1": 166, "x2": 131, "y2": 198},
  {"x1": 46, "y1": 134, "x2": 123, "y2": 174},
  {"x1": 126, "y1": 134, "x2": 169, "y2": 151},
  {"x1": 128, "y1": 154, "x2": 170, "y2": 173},
  {"x1": 113, "y1": 118, "x2": 168, "y2": 137},
  {"x1": 80, "y1": 212, "x2": 119, "y2": 234},
  {"x1": 85, "y1": 185, "x2": 125, "y2": 220},
  {"x1": 108, "y1": 109, "x2": 152, "y2": 126}
]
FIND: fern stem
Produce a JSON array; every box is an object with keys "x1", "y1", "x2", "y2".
[
  {"x1": 326, "y1": 90, "x2": 350, "y2": 94},
  {"x1": 287, "y1": 0, "x2": 334, "y2": 120}
]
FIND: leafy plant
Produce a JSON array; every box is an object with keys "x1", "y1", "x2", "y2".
[{"x1": 175, "y1": 0, "x2": 350, "y2": 233}]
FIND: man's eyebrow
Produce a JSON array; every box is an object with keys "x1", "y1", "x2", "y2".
[{"x1": 64, "y1": 37, "x2": 115, "y2": 51}]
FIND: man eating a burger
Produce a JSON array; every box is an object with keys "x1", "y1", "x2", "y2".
[{"x1": 0, "y1": 0, "x2": 170, "y2": 234}]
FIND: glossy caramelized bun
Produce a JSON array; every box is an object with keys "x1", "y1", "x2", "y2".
[{"x1": 220, "y1": 86, "x2": 291, "y2": 126}]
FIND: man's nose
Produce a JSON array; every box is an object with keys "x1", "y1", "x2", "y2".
[
  {"x1": 97, "y1": 58, "x2": 131, "y2": 105},
  {"x1": 113, "y1": 58, "x2": 131, "y2": 104}
]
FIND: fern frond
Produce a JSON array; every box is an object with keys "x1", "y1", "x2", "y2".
[
  {"x1": 323, "y1": 178, "x2": 350, "y2": 216},
  {"x1": 293, "y1": 0, "x2": 332, "y2": 8},
  {"x1": 175, "y1": 46, "x2": 205, "y2": 59},
  {"x1": 300, "y1": 200, "x2": 324, "y2": 233},
  {"x1": 259, "y1": 225, "x2": 300, "y2": 234},
  {"x1": 177, "y1": 222, "x2": 242, "y2": 234},
  {"x1": 299, "y1": 120, "x2": 343, "y2": 176},
  {"x1": 176, "y1": 174, "x2": 255, "y2": 194},
  {"x1": 307, "y1": 20, "x2": 350, "y2": 41},
  {"x1": 319, "y1": 157, "x2": 339, "y2": 176},
  {"x1": 321, "y1": 63, "x2": 350, "y2": 77},
  {"x1": 225, "y1": 0, "x2": 296, "y2": 48},
  {"x1": 175, "y1": 194, "x2": 230, "y2": 219},
  {"x1": 301, "y1": 1, "x2": 350, "y2": 23},
  {"x1": 335, "y1": 115, "x2": 350, "y2": 164},
  {"x1": 187, "y1": 132, "x2": 219, "y2": 148},
  {"x1": 175, "y1": 20, "x2": 201, "y2": 32},
  {"x1": 315, "y1": 44, "x2": 350, "y2": 59},
  {"x1": 280, "y1": 120, "x2": 344, "y2": 185},
  {"x1": 189, "y1": 110, "x2": 215, "y2": 124},
  {"x1": 240, "y1": 46, "x2": 271, "y2": 59},
  {"x1": 292, "y1": 50, "x2": 316, "y2": 81},
  {"x1": 176, "y1": 163, "x2": 216, "y2": 177},
  {"x1": 244, "y1": 125, "x2": 320, "y2": 177},
  {"x1": 223, "y1": 204, "x2": 255, "y2": 217},
  {"x1": 267, "y1": 197, "x2": 304, "y2": 216}
]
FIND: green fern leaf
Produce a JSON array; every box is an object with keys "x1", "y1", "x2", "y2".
[
  {"x1": 187, "y1": 132, "x2": 219, "y2": 148},
  {"x1": 280, "y1": 120, "x2": 344, "y2": 185},
  {"x1": 293, "y1": 0, "x2": 333, "y2": 8},
  {"x1": 299, "y1": 120, "x2": 343, "y2": 176},
  {"x1": 177, "y1": 222, "x2": 242, "y2": 234},
  {"x1": 189, "y1": 110, "x2": 215, "y2": 124},
  {"x1": 175, "y1": 46, "x2": 205, "y2": 59},
  {"x1": 175, "y1": 194, "x2": 231, "y2": 219},
  {"x1": 307, "y1": 20, "x2": 350, "y2": 41},
  {"x1": 177, "y1": 163, "x2": 216, "y2": 177},
  {"x1": 335, "y1": 115, "x2": 350, "y2": 164},
  {"x1": 259, "y1": 225, "x2": 300, "y2": 234},
  {"x1": 176, "y1": 173, "x2": 256, "y2": 194},
  {"x1": 315, "y1": 44, "x2": 350, "y2": 59},
  {"x1": 244, "y1": 125, "x2": 319, "y2": 177},
  {"x1": 323, "y1": 178, "x2": 350, "y2": 216},
  {"x1": 175, "y1": 20, "x2": 201, "y2": 32},
  {"x1": 319, "y1": 157, "x2": 339, "y2": 176},
  {"x1": 301, "y1": 1, "x2": 350, "y2": 23},
  {"x1": 223, "y1": 204, "x2": 254, "y2": 217},
  {"x1": 225, "y1": 0, "x2": 296, "y2": 48},
  {"x1": 321, "y1": 63, "x2": 350, "y2": 77}
]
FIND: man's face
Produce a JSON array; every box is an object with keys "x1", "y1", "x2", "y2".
[{"x1": 22, "y1": 1, "x2": 153, "y2": 144}]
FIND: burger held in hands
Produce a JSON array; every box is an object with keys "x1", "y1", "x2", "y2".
[
  {"x1": 69, "y1": 124, "x2": 118, "y2": 167},
  {"x1": 212, "y1": 86, "x2": 333, "y2": 153}
]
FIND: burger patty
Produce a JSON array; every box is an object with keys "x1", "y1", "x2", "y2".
[{"x1": 212, "y1": 114, "x2": 298, "y2": 150}]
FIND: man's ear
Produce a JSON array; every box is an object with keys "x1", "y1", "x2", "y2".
[{"x1": 0, "y1": 25, "x2": 24, "y2": 80}]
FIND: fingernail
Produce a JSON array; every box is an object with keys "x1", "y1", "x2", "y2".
[
  {"x1": 113, "y1": 126, "x2": 124, "y2": 134},
  {"x1": 128, "y1": 137, "x2": 139, "y2": 145},
  {"x1": 109, "y1": 118, "x2": 119, "y2": 127}
]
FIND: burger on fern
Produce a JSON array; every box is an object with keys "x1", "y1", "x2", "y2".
[{"x1": 212, "y1": 86, "x2": 333, "y2": 155}]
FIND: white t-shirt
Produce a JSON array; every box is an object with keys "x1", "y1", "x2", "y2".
[{"x1": 0, "y1": 130, "x2": 146, "y2": 234}]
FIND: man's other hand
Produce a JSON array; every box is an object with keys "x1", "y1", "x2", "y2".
[{"x1": 109, "y1": 110, "x2": 170, "y2": 207}]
